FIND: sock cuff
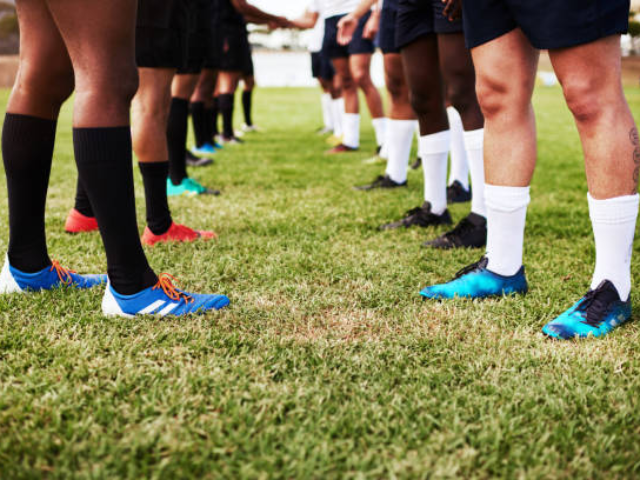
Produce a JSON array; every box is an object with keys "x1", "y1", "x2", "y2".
[
  {"x1": 372, "y1": 117, "x2": 387, "y2": 126},
  {"x1": 588, "y1": 192, "x2": 640, "y2": 224},
  {"x1": 344, "y1": 113, "x2": 360, "y2": 122},
  {"x1": 139, "y1": 161, "x2": 169, "y2": 178},
  {"x1": 446, "y1": 106, "x2": 462, "y2": 123},
  {"x1": 419, "y1": 130, "x2": 450, "y2": 154},
  {"x1": 463, "y1": 128, "x2": 484, "y2": 150},
  {"x1": 3, "y1": 113, "x2": 57, "y2": 145},
  {"x1": 73, "y1": 126, "x2": 132, "y2": 166},
  {"x1": 218, "y1": 93, "x2": 234, "y2": 108},
  {"x1": 388, "y1": 119, "x2": 418, "y2": 130},
  {"x1": 170, "y1": 97, "x2": 189, "y2": 108},
  {"x1": 485, "y1": 184, "x2": 530, "y2": 212}
]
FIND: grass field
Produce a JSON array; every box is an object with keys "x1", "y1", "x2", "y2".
[{"x1": 1, "y1": 86, "x2": 640, "y2": 479}]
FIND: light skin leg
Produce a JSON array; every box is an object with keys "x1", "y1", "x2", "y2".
[
  {"x1": 549, "y1": 35, "x2": 638, "y2": 198},
  {"x1": 350, "y1": 53, "x2": 384, "y2": 119},
  {"x1": 471, "y1": 29, "x2": 539, "y2": 186}
]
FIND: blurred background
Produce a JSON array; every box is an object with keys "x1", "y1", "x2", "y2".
[{"x1": 0, "y1": 0, "x2": 639, "y2": 87}]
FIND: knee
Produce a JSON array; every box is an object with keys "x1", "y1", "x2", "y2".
[
  {"x1": 352, "y1": 70, "x2": 371, "y2": 89},
  {"x1": 562, "y1": 79, "x2": 602, "y2": 125},
  {"x1": 476, "y1": 75, "x2": 517, "y2": 120},
  {"x1": 410, "y1": 90, "x2": 440, "y2": 117},
  {"x1": 385, "y1": 76, "x2": 405, "y2": 104},
  {"x1": 17, "y1": 62, "x2": 74, "y2": 108},
  {"x1": 82, "y1": 64, "x2": 139, "y2": 106},
  {"x1": 340, "y1": 74, "x2": 356, "y2": 92},
  {"x1": 115, "y1": 66, "x2": 140, "y2": 105},
  {"x1": 447, "y1": 80, "x2": 477, "y2": 115}
]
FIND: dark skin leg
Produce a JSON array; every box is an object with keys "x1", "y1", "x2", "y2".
[
  {"x1": 45, "y1": 0, "x2": 139, "y2": 127},
  {"x1": 218, "y1": 70, "x2": 241, "y2": 95},
  {"x1": 191, "y1": 69, "x2": 218, "y2": 107},
  {"x1": 8, "y1": 0, "x2": 74, "y2": 119},
  {"x1": 172, "y1": 73, "x2": 199, "y2": 100},
  {"x1": 402, "y1": 33, "x2": 483, "y2": 135},
  {"x1": 438, "y1": 33, "x2": 483, "y2": 131},
  {"x1": 331, "y1": 57, "x2": 358, "y2": 113}
]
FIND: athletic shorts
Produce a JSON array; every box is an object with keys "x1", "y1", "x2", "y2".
[
  {"x1": 218, "y1": 23, "x2": 250, "y2": 72},
  {"x1": 241, "y1": 35, "x2": 254, "y2": 76},
  {"x1": 323, "y1": 11, "x2": 375, "y2": 59},
  {"x1": 135, "y1": 0, "x2": 185, "y2": 69},
  {"x1": 311, "y1": 50, "x2": 335, "y2": 80},
  {"x1": 395, "y1": 0, "x2": 463, "y2": 50},
  {"x1": 379, "y1": 0, "x2": 399, "y2": 54},
  {"x1": 177, "y1": 0, "x2": 212, "y2": 74},
  {"x1": 462, "y1": 0, "x2": 630, "y2": 50}
]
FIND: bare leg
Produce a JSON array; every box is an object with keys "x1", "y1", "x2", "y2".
[
  {"x1": 332, "y1": 57, "x2": 358, "y2": 114},
  {"x1": 550, "y1": 35, "x2": 637, "y2": 198},
  {"x1": 472, "y1": 29, "x2": 539, "y2": 186},
  {"x1": 383, "y1": 53, "x2": 414, "y2": 120},
  {"x1": 350, "y1": 53, "x2": 384, "y2": 119}
]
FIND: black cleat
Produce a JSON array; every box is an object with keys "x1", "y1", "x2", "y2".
[
  {"x1": 354, "y1": 174, "x2": 407, "y2": 191},
  {"x1": 379, "y1": 201, "x2": 452, "y2": 230},
  {"x1": 423, "y1": 212, "x2": 487, "y2": 249},
  {"x1": 186, "y1": 150, "x2": 214, "y2": 167},
  {"x1": 411, "y1": 157, "x2": 422, "y2": 170},
  {"x1": 447, "y1": 180, "x2": 472, "y2": 204}
]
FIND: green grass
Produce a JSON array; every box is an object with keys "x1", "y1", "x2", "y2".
[{"x1": 1, "y1": 86, "x2": 640, "y2": 479}]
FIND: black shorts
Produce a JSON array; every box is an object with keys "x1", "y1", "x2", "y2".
[
  {"x1": 323, "y1": 12, "x2": 375, "y2": 59},
  {"x1": 241, "y1": 39, "x2": 254, "y2": 76},
  {"x1": 177, "y1": 0, "x2": 212, "y2": 74},
  {"x1": 379, "y1": 0, "x2": 399, "y2": 54},
  {"x1": 462, "y1": 0, "x2": 630, "y2": 50},
  {"x1": 311, "y1": 51, "x2": 335, "y2": 80},
  {"x1": 395, "y1": 0, "x2": 463, "y2": 50},
  {"x1": 219, "y1": 24, "x2": 250, "y2": 72},
  {"x1": 135, "y1": 0, "x2": 185, "y2": 69}
]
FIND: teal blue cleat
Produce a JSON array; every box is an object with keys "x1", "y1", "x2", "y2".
[
  {"x1": 542, "y1": 280, "x2": 632, "y2": 340},
  {"x1": 420, "y1": 256, "x2": 528, "y2": 300}
]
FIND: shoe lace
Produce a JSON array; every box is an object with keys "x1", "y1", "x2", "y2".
[
  {"x1": 50, "y1": 260, "x2": 75, "y2": 285},
  {"x1": 576, "y1": 287, "x2": 617, "y2": 327},
  {"x1": 454, "y1": 257, "x2": 488, "y2": 279},
  {"x1": 152, "y1": 273, "x2": 194, "y2": 304}
]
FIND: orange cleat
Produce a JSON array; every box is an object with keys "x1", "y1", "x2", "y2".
[
  {"x1": 65, "y1": 208, "x2": 98, "y2": 234},
  {"x1": 141, "y1": 222, "x2": 217, "y2": 246}
]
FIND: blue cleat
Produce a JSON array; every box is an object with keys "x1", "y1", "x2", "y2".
[
  {"x1": 0, "y1": 256, "x2": 106, "y2": 293},
  {"x1": 102, "y1": 273, "x2": 230, "y2": 317},
  {"x1": 420, "y1": 256, "x2": 528, "y2": 300},
  {"x1": 542, "y1": 280, "x2": 631, "y2": 340},
  {"x1": 191, "y1": 143, "x2": 217, "y2": 156}
]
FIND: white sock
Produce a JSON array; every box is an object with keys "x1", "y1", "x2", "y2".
[
  {"x1": 588, "y1": 192, "x2": 639, "y2": 300},
  {"x1": 372, "y1": 117, "x2": 387, "y2": 149},
  {"x1": 342, "y1": 113, "x2": 360, "y2": 149},
  {"x1": 485, "y1": 185, "x2": 530, "y2": 276},
  {"x1": 419, "y1": 130, "x2": 451, "y2": 215},
  {"x1": 331, "y1": 99, "x2": 344, "y2": 138},
  {"x1": 379, "y1": 128, "x2": 389, "y2": 159},
  {"x1": 321, "y1": 93, "x2": 333, "y2": 130},
  {"x1": 447, "y1": 107, "x2": 469, "y2": 189},
  {"x1": 385, "y1": 119, "x2": 417, "y2": 184},
  {"x1": 464, "y1": 128, "x2": 486, "y2": 217}
]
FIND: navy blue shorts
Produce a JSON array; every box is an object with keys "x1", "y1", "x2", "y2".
[
  {"x1": 323, "y1": 12, "x2": 376, "y2": 59},
  {"x1": 395, "y1": 0, "x2": 463, "y2": 50},
  {"x1": 311, "y1": 51, "x2": 335, "y2": 81},
  {"x1": 379, "y1": 0, "x2": 399, "y2": 54},
  {"x1": 462, "y1": 0, "x2": 630, "y2": 50}
]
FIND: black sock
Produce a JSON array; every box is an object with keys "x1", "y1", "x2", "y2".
[
  {"x1": 167, "y1": 97, "x2": 189, "y2": 186},
  {"x1": 204, "y1": 106, "x2": 216, "y2": 143},
  {"x1": 74, "y1": 177, "x2": 94, "y2": 217},
  {"x1": 211, "y1": 96, "x2": 220, "y2": 137},
  {"x1": 190, "y1": 101, "x2": 207, "y2": 148},
  {"x1": 73, "y1": 126, "x2": 157, "y2": 295},
  {"x1": 139, "y1": 162, "x2": 172, "y2": 236},
  {"x1": 2, "y1": 113, "x2": 55, "y2": 272},
  {"x1": 242, "y1": 90, "x2": 253, "y2": 127},
  {"x1": 219, "y1": 93, "x2": 235, "y2": 139}
]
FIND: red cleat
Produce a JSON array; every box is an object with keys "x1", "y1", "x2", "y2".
[
  {"x1": 65, "y1": 208, "x2": 98, "y2": 233},
  {"x1": 326, "y1": 143, "x2": 358, "y2": 155},
  {"x1": 141, "y1": 222, "x2": 217, "y2": 246}
]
